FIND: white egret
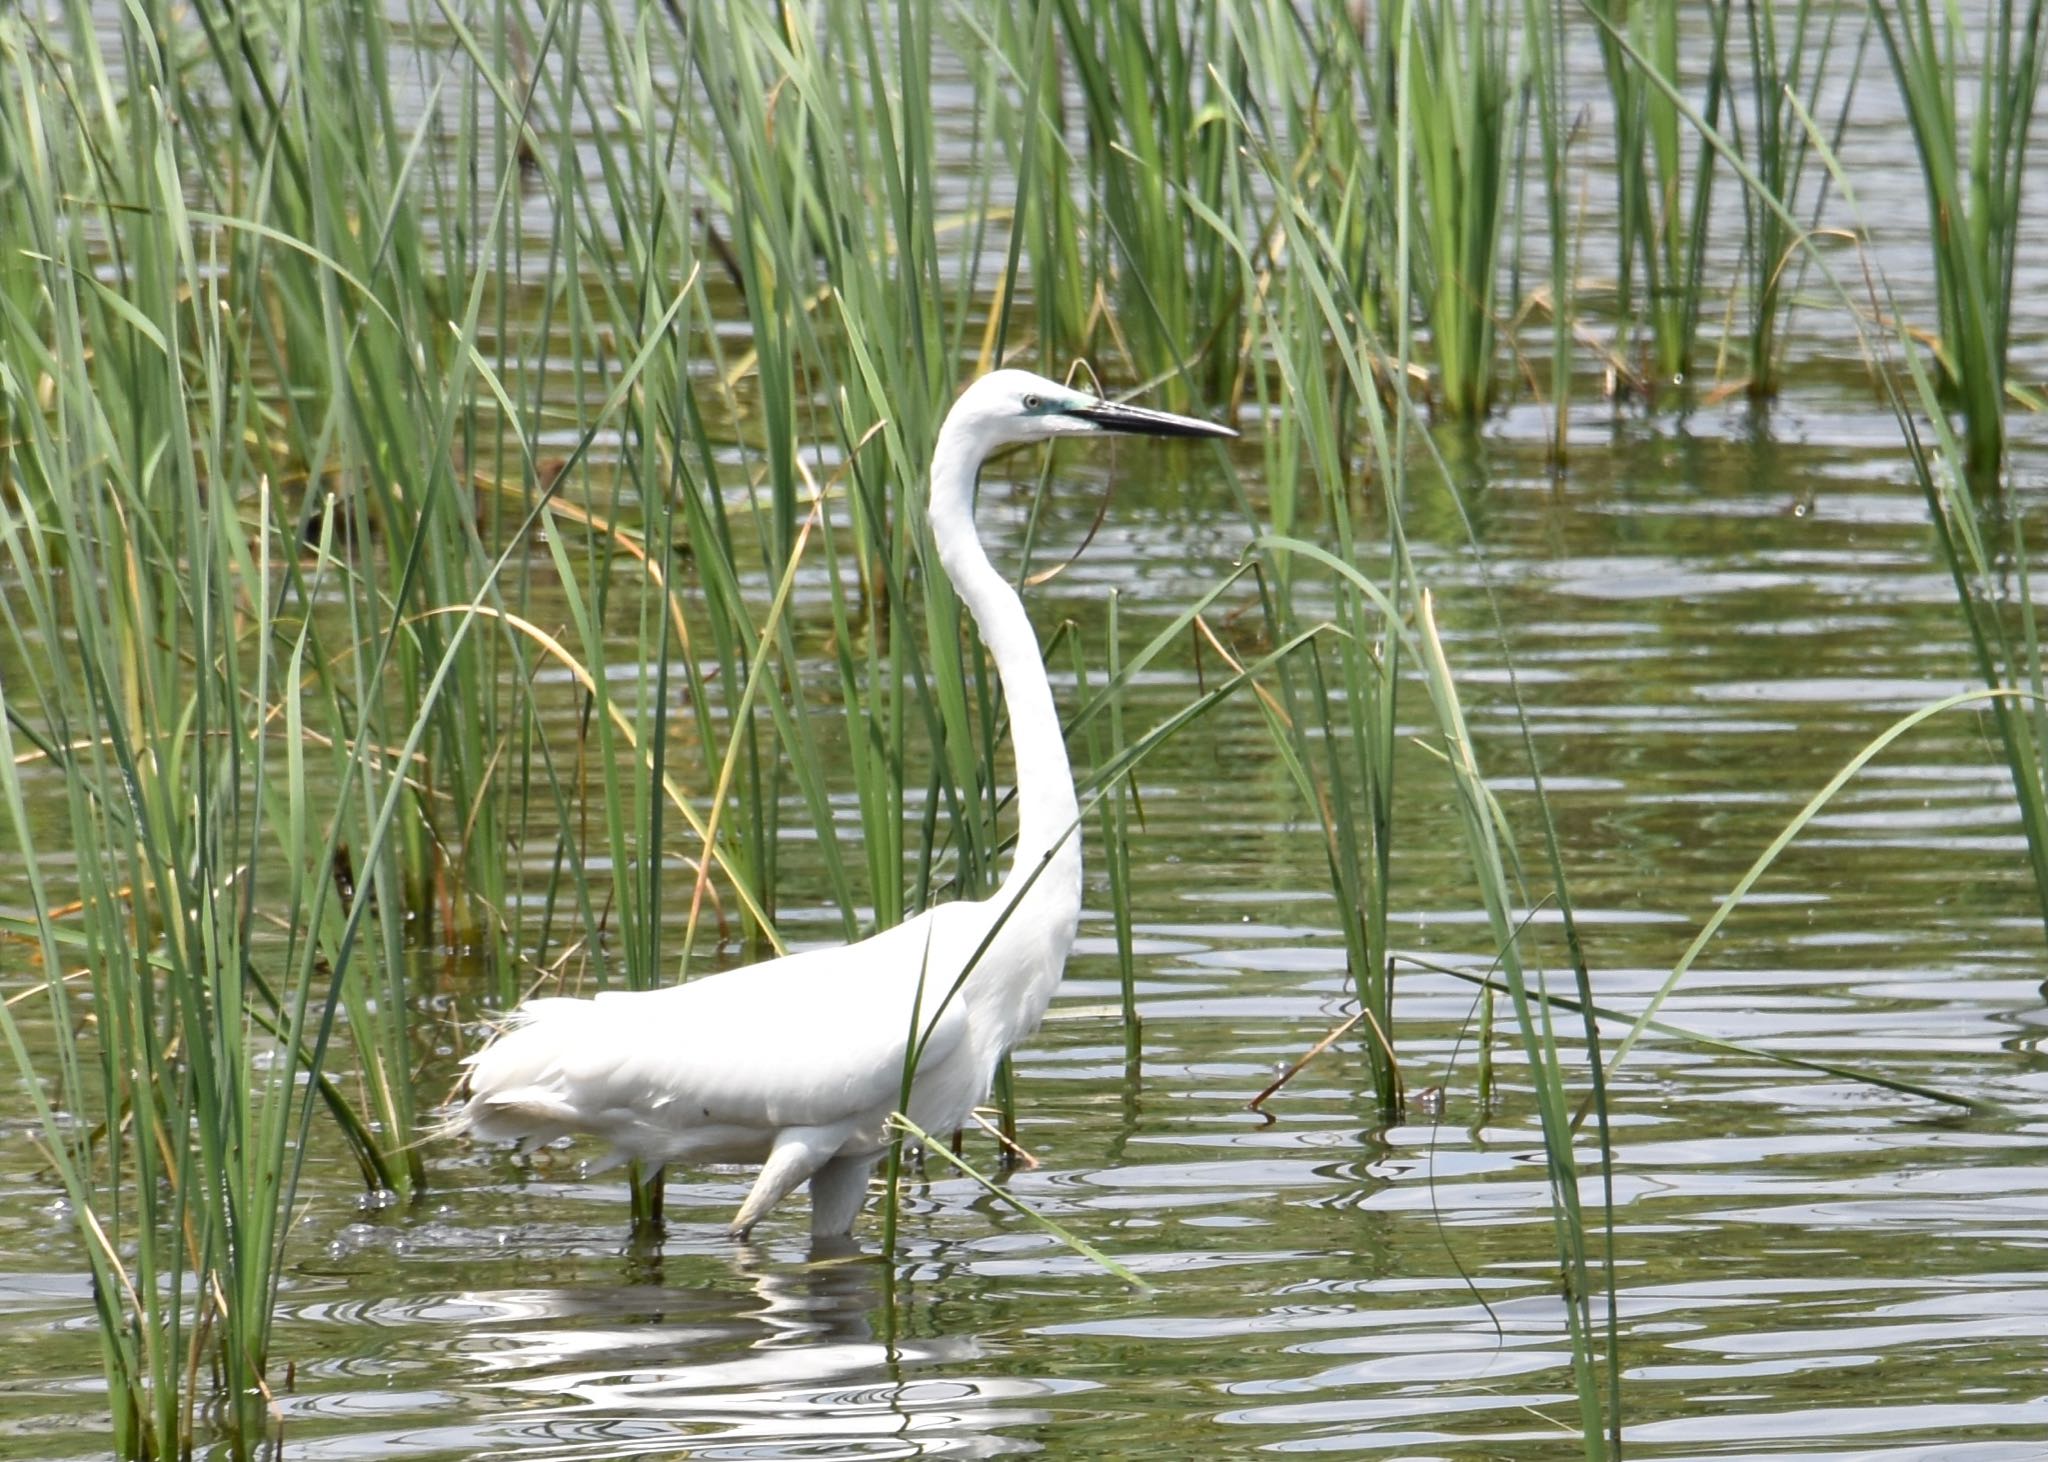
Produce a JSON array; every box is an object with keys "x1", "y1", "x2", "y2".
[{"x1": 456, "y1": 369, "x2": 1235, "y2": 1239}]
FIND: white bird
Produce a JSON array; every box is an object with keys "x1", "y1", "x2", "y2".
[{"x1": 456, "y1": 368, "x2": 1235, "y2": 1239}]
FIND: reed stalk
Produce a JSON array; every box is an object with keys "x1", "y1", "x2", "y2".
[
  {"x1": 1869, "y1": 0, "x2": 2045, "y2": 488},
  {"x1": 1048, "y1": 0, "x2": 1250, "y2": 403},
  {"x1": 1585, "y1": 0, "x2": 1732, "y2": 396},
  {"x1": 1519, "y1": 0, "x2": 1575, "y2": 451},
  {"x1": 1732, "y1": 0, "x2": 1864, "y2": 396},
  {"x1": 0, "y1": 14, "x2": 405, "y2": 1449},
  {"x1": 1405, "y1": 0, "x2": 1515, "y2": 419}
]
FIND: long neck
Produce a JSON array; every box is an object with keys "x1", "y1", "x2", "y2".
[{"x1": 926, "y1": 423, "x2": 1080, "y2": 891}]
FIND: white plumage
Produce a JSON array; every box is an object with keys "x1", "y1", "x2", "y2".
[{"x1": 457, "y1": 368, "x2": 1234, "y2": 1239}]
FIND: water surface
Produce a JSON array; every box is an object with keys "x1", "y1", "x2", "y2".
[{"x1": 6, "y1": 12, "x2": 2048, "y2": 1459}]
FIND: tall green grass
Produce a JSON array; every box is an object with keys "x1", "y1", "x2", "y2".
[
  {"x1": 1407, "y1": 0, "x2": 1515, "y2": 420},
  {"x1": 1518, "y1": 0, "x2": 1576, "y2": 450},
  {"x1": 1586, "y1": 0, "x2": 1730, "y2": 396},
  {"x1": 1870, "y1": 0, "x2": 2045, "y2": 487},
  {"x1": 0, "y1": 12, "x2": 409, "y2": 1448},
  {"x1": 1592, "y1": 0, "x2": 2048, "y2": 945},
  {"x1": 1216, "y1": 30, "x2": 1623, "y2": 1435},
  {"x1": 1728, "y1": 0, "x2": 1864, "y2": 396},
  {"x1": 3, "y1": 0, "x2": 2044, "y2": 1457},
  {"x1": 1048, "y1": 0, "x2": 1249, "y2": 402}
]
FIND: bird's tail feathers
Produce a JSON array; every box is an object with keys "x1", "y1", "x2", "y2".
[
  {"x1": 458, "y1": 996, "x2": 597, "y2": 1066},
  {"x1": 449, "y1": 996, "x2": 609, "y2": 1150},
  {"x1": 459, "y1": 1083, "x2": 583, "y2": 1145}
]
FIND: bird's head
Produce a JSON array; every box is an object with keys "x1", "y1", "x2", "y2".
[{"x1": 951, "y1": 369, "x2": 1238, "y2": 449}]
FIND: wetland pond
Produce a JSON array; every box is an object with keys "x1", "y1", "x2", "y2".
[
  {"x1": 7, "y1": 405, "x2": 2048, "y2": 1459},
  {"x1": 6, "y1": 17, "x2": 2048, "y2": 1462}
]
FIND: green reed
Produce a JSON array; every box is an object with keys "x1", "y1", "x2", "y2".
[
  {"x1": 179, "y1": 0, "x2": 517, "y2": 958},
  {"x1": 988, "y1": 0, "x2": 1095, "y2": 357},
  {"x1": 1730, "y1": 0, "x2": 1864, "y2": 396},
  {"x1": 1066, "y1": 609, "x2": 1143, "y2": 1065},
  {"x1": 0, "y1": 0, "x2": 737, "y2": 1437},
  {"x1": 1215, "y1": 12, "x2": 1628, "y2": 1441},
  {"x1": 1045, "y1": 0, "x2": 1250, "y2": 403},
  {"x1": 1195, "y1": 1, "x2": 1404, "y2": 1116},
  {"x1": 1406, "y1": 0, "x2": 1515, "y2": 420},
  {"x1": 1238, "y1": 346, "x2": 1626, "y2": 1456},
  {"x1": 1892, "y1": 349, "x2": 2048, "y2": 943},
  {"x1": 1586, "y1": 0, "x2": 1731, "y2": 396},
  {"x1": 0, "y1": 14, "x2": 403, "y2": 1450},
  {"x1": 1519, "y1": 0, "x2": 1576, "y2": 451},
  {"x1": 1186, "y1": 61, "x2": 1623, "y2": 1446},
  {"x1": 1413, "y1": 597, "x2": 1617, "y2": 1458},
  {"x1": 1870, "y1": 0, "x2": 2045, "y2": 488}
]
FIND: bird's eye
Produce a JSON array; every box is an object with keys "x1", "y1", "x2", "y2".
[{"x1": 1022, "y1": 394, "x2": 1042, "y2": 411}]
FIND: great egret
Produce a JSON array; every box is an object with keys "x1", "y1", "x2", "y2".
[{"x1": 456, "y1": 368, "x2": 1236, "y2": 1238}]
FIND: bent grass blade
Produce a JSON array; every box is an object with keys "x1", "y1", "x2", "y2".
[{"x1": 886, "y1": 1113, "x2": 1150, "y2": 1291}]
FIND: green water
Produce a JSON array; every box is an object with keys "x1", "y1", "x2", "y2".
[{"x1": 5, "y1": 408, "x2": 2048, "y2": 1458}]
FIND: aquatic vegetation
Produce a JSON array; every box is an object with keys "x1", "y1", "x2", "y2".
[
  {"x1": 1730, "y1": 0, "x2": 1865, "y2": 397},
  {"x1": 1584, "y1": 0, "x2": 1731, "y2": 397},
  {"x1": 1049, "y1": 0, "x2": 1251, "y2": 401},
  {"x1": 1517, "y1": 0, "x2": 1576, "y2": 450},
  {"x1": 0, "y1": 14, "x2": 416, "y2": 1449},
  {"x1": 1, "y1": 0, "x2": 2044, "y2": 1457},
  {"x1": 1871, "y1": 0, "x2": 2046, "y2": 487},
  {"x1": 1407, "y1": 0, "x2": 1515, "y2": 420}
]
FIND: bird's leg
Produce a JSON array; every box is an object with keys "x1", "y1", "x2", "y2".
[
  {"x1": 729, "y1": 1128, "x2": 838, "y2": 1239},
  {"x1": 807, "y1": 1152, "x2": 878, "y2": 1238}
]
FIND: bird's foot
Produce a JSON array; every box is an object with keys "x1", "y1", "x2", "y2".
[{"x1": 805, "y1": 1233, "x2": 864, "y2": 1263}]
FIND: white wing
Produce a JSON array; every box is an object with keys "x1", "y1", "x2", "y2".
[{"x1": 460, "y1": 903, "x2": 987, "y2": 1158}]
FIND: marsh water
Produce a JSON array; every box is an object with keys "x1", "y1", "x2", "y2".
[
  {"x1": 7, "y1": 404, "x2": 2048, "y2": 1458},
  {"x1": 7, "y1": 17, "x2": 2048, "y2": 1462}
]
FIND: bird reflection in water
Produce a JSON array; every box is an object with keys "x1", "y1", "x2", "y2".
[{"x1": 453, "y1": 1247, "x2": 1062, "y2": 1459}]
